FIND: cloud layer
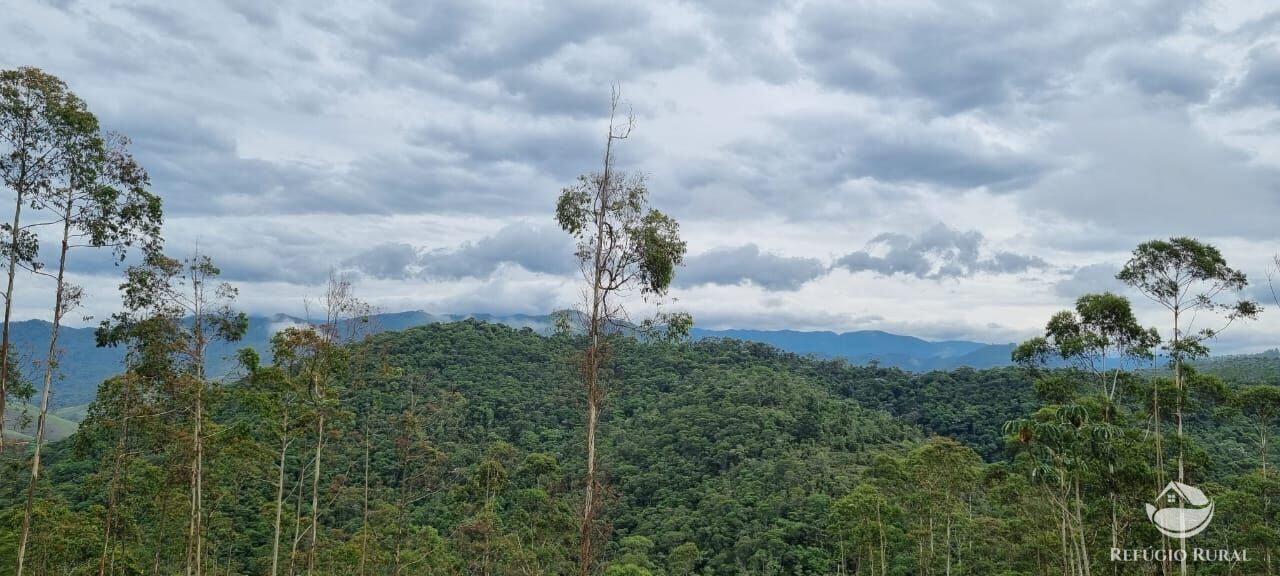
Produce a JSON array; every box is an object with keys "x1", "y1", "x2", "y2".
[{"x1": 4, "y1": 0, "x2": 1280, "y2": 350}]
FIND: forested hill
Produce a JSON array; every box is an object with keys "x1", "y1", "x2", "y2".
[
  {"x1": 3, "y1": 313, "x2": 1015, "y2": 409},
  {"x1": 11, "y1": 320, "x2": 935, "y2": 574},
  {"x1": 7, "y1": 320, "x2": 1280, "y2": 575}
]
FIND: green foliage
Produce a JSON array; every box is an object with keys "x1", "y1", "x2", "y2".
[{"x1": 3, "y1": 319, "x2": 1279, "y2": 575}]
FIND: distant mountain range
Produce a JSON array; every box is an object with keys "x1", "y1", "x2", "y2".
[
  {"x1": 2, "y1": 312, "x2": 1018, "y2": 410},
  {"x1": 690, "y1": 328, "x2": 1017, "y2": 371}
]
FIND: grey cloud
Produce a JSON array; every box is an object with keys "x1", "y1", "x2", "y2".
[
  {"x1": 110, "y1": 106, "x2": 568, "y2": 218},
  {"x1": 851, "y1": 132, "x2": 1046, "y2": 190},
  {"x1": 836, "y1": 224, "x2": 1049, "y2": 280},
  {"x1": 704, "y1": 115, "x2": 1052, "y2": 211},
  {"x1": 346, "y1": 243, "x2": 421, "y2": 280},
  {"x1": 219, "y1": 0, "x2": 281, "y2": 28},
  {"x1": 1229, "y1": 45, "x2": 1280, "y2": 108},
  {"x1": 341, "y1": 0, "x2": 698, "y2": 117},
  {"x1": 678, "y1": 244, "x2": 826, "y2": 291},
  {"x1": 433, "y1": 277, "x2": 563, "y2": 317},
  {"x1": 1109, "y1": 46, "x2": 1221, "y2": 102},
  {"x1": 1053, "y1": 263, "x2": 1127, "y2": 298},
  {"x1": 344, "y1": 152, "x2": 562, "y2": 217},
  {"x1": 1026, "y1": 91, "x2": 1280, "y2": 239},
  {"x1": 793, "y1": 0, "x2": 1198, "y2": 111},
  {"x1": 420, "y1": 223, "x2": 574, "y2": 278},
  {"x1": 345, "y1": 223, "x2": 574, "y2": 280},
  {"x1": 409, "y1": 115, "x2": 601, "y2": 181}
]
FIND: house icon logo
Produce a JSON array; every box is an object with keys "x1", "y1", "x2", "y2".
[{"x1": 1145, "y1": 481, "x2": 1214, "y2": 539}]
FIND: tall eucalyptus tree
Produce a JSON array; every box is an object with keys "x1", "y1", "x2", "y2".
[
  {"x1": 0, "y1": 67, "x2": 88, "y2": 451},
  {"x1": 555, "y1": 87, "x2": 689, "y2": 576},
  {"x1": 16, "y1": 121, "x2": 162, "y2": 574}
]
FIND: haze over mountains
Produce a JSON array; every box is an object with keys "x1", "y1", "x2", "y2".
[{"x1": 12, "y1": 312, "x2": 1017, "y2": 409}]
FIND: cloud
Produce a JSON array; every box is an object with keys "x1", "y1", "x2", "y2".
[
  {"x1": 792, "y1": 0, "x2": 1198, "y2": 112},
  {"x1": 345, "y1": 222, "x2": 574, "y2": 280},
  {"x1": 6, "y1": 0, "x2": 1280, "y2": 354},
  {"x1": 1107, "y1": 46, "x2": 1221, "y2": 102},
  {"x1": 1228, "y1": 44, "x2": 1280, "y2": 108},
  {"x1": 1023, "y1": 89, "x2": 1280, "y2": 239},
  {"x1": 836, "y1": 223, "x2": 1049, "y2": 280},
  {"x1": 678, "y1": 244, "x2": 826, "y2": 291},
  {"x1": 1054, "y1": 263, "x2": 1127, "y2": 298}
]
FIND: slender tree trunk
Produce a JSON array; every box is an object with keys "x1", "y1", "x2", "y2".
[
  {"x1": 580, "y1": 357, "x2": 600, "y2": 576},
  {"x1": 877, "y1": 500, "x2": 887, "y2": 576},
  {"x1": 308, "y1": 411, "x2": 323, "y2": 576},
  {"x1": 187, "y1": 282, "x2": 208, "y2": 576},
  {"x1": 1174, "y1": 309, "x2": 1184, "y2": 484},
  {"x1": 187, "y1": 382, "x2": 205, "y2": 576},
  {"x1": 271, "y1": 416, "x2": 290, "y2": 576},
  {"x1": 1173, "y1": 312, "x2": 1188, "y2": 576},
  {"x1": 289, "y1": 466, "x2": 304, "y2": 576},
  {"x1": 1261, "y1": 422, "x2": 1268, "y2": 478},
  {"x1": 15, "y1": 212, "x2": 70, "y2": 576},
  {"x1": 1058, "y1": 492, "x2": 1070, "y2": 576},
  {"x1": 359, "y1": 419, "x2": 370, "y2": 576},
  {"x1": 1110, "y1": 492, "x2": 1118, "y2": 552},
  {"x1": 577, "y1": 98, "x2": 623, "y2": 576},
  {"x1": 944, "y1": 514, "x2": 952, "y2": 576},
  {"x1": 99, "y1": 384, "x2": 133, "y2": 576},
  {"x1": 0, "y1": 187, "x2": 24, "y2": 455},
  {"x1": 1075, "y1": 477, "x2": 1090, "y2": 576}
]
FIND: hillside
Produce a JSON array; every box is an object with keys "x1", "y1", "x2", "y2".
[
  {"x1": 4, "y1": 320, "x2": 1279, "y2": 575},
  {"x1": 1, "y1": 403, "x2": 78, "y2": 444},
  {"x1": 3, "y1": 313, "x2": 1016, "y2": 410},
  {"x1": 9, "y1": 321, "x2": 930, "y2": 574}
]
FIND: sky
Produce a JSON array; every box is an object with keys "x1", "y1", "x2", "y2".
[{"x1": 3, "y1": 0, "x2": 1280, "y2": 352}]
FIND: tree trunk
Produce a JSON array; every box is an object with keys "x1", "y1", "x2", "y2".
[
  {"x1": 14, "y1": 212, "x2": 71, "y2": 576},
  {"x1": 289, "y1": 466, "x2": 304, "y2": 576},
  {"x1": 271, "y1": 416, "x2": 290, "y2": 576},
  {"x1": 1074, "y1": 477, "x2": 1090, "y2": 576},
  {"x1": 944, "y1": 514, "x2": 952, "y2": 576},
  {"x1": 99, "y1": 383, "x2": 133, "y2": 576},
  {"x1": 580, "y1": 362, "x2": 600, "y2": 576},
  {"x1": 359, "y1": 419, "x2": 370, "y2": 576},
  {"x1": 877, "y1": 500, "x2": 887, "y2": 576},
  {"x1": 0, "y1": 188, "x2": 24, "y2": 455},
  {"x1": 308, "y1": 411, "x2": 324, "y2": 576},
  {"x1": 187, "y1": 382, "x2": 204, "y2": 576}
]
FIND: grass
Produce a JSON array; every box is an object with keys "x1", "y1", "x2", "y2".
[{"x1": 2, "y1": 403, "x2": 79, "y2": 442}]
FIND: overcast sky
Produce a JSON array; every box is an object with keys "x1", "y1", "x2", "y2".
[{"x1": 4, "y1": 0, "x2": 1280, "y2": 351}]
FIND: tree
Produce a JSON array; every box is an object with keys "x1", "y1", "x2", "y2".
[
  {"x1": 904, "y1": 438, "x2": 982, "y2": 576},
  {"x1": 829, "y1": 484, "x2": 892, "y2": 576},
  {"x1": 667, "y1": 542, "x2": 700, "y2": 576},
  {"x1": 1235, "y1": 386, "x2": 1280, "y2": 478},
  {"x1": 16, "y1": 123, "x2": 161, "y2": 574},
  {"x1": 555, "y1": 86, "x2": 689, "y2": 576},
  {"x1": 1005, "y1": 404, "x2": 1117, "y2": 576},
  {"x1": 96, "y1": 252, "x2": 247, "y2": 576},
  {"x1": 1013, "y1": 292, "x2": 1159, "y2": 417},
  {"x1": 0, "y1": 67, "x2": 87, "y2": 452},
  {"x1": 270, "y1": 271, "x2": 372, "y2": 576},
  {"x1": 1118, "y1": 238, "x2": 1259, "y2": 484},
  {"x1": 236, "y1": 346, "x2": 308, "y2": 576},
  {"x1": 1012, "y1": 292, "x2": 1158, "y2": 552}
]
